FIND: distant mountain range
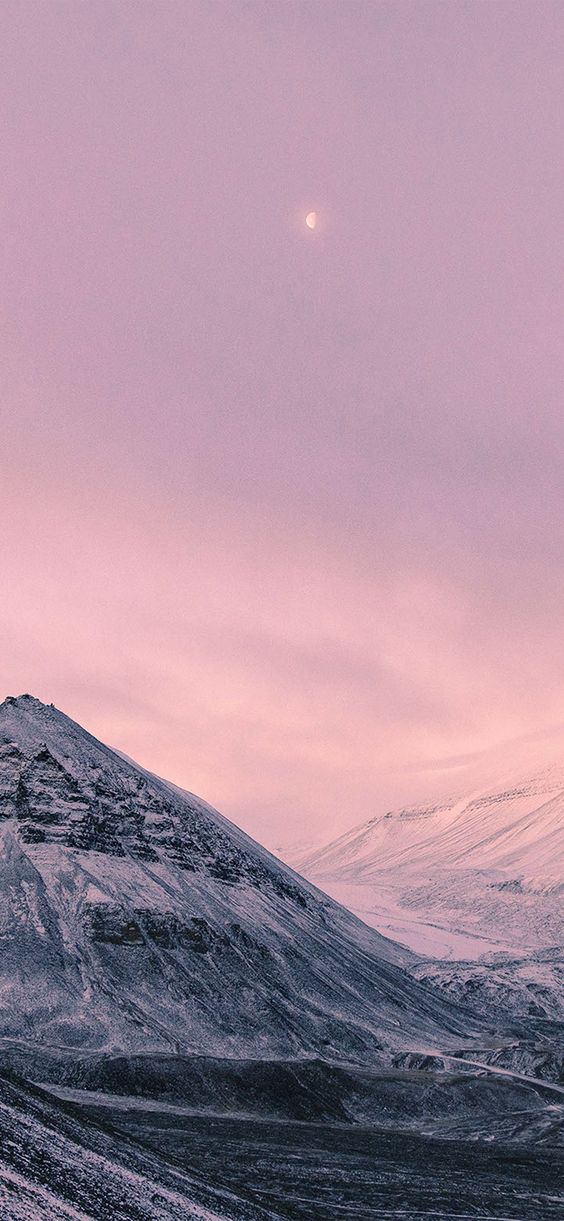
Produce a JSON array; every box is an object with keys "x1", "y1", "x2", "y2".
[
  {"x1": 289, "y1": 755, "x2": 564, "y2": 1062},
  {"x1": 293, "y1": 759, "x2": 564, "y2": 960}
]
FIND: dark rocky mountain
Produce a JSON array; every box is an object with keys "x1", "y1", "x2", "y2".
[{"x1": 0, "y1": 695, "x2": 479, "y2": 1065}]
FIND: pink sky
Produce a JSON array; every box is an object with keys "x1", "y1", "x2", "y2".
[{"x1": 2, "y1": 1, "x2": 564, "y2": 847}]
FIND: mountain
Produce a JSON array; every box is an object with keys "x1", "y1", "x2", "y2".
[
  {"x1": 2, "y1": 696, "x2": 563, "y2": 1219},
  {"x1": 295, "y1": 763, "x2": 564, "y2": 961},
  {"x1": 291, "y1": 759, "x2": 564, "y2": 1067},
  {"x1": 0, "y1": 694, "x2": 480, "y2": 1069}
]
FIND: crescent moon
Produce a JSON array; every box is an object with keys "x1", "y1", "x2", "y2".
[{"x1": 305, "y1": 211, "x2": 317, "y2": 230}]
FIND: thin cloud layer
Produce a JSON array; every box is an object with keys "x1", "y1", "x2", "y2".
[{"x1": 1, "y1": 2, "x2": 564, "y2": 845}]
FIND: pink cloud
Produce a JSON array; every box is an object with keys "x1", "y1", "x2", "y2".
[{"x1": 2, "y1": 2, "x2": 564, "y2": 846}]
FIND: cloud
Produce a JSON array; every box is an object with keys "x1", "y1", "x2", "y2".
[{"x1": 2, "y1": 1, "x2": 564, "y2": 846}]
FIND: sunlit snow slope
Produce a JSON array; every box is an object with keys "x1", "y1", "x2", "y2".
[{"x1": 295, "y1": 763, "x2": 564, "y2": 960}]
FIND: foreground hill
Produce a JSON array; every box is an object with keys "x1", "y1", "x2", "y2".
[
  {"x1": 0, "y1": 1071, "x2": 275, "y2": 1221},
  {"x1": 0, "y1": 695, "x2": 478, "y2": 1065},
  {"x1": 2, "y1": 1068, "x2": 563, "y2": 1221}
]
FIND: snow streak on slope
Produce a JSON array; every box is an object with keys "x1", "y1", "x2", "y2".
[{"x1": 0, "y1": 695, "x2": 480, "y2": 1064}]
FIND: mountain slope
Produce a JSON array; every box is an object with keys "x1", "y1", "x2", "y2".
[
  {"x1": 0, "y1": 695, "x2": 479, "y2": 1065},
  {"x1": 0, "y1": 1071, "x2": 276, "y2": 1220},
  {"x1": 296, "y1": 764, "x2": 564, "y2": 959}
]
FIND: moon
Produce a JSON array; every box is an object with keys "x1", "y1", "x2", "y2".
[{"x1": 305, "y1": 211, "x2": 317, "y2": 230}]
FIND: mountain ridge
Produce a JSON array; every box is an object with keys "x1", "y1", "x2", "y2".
[{"x1": 294, "y1": 752, "x2": 564, "y2": 960}]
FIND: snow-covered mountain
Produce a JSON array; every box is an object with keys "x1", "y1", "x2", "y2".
[
  {"x1": 0, "y1": 694, "x2": 481, "y2": 1066},
  {"x1": 295, "y1": 764, "x2": 564, "y2": 961}
]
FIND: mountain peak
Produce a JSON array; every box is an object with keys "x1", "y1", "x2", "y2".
[
  {"x1": 0, "y1": 693, "x2": 60, "y2": 728},
  {"x1": 1, "y1": 692, "x2": 51, "y2": 711},
  {"x1": 0, "y1": 693, "x2": 94, "y2": 761}
]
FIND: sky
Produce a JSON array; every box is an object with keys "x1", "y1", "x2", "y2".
[{"x1": 1, "y1": 0, "x2": 564, "y2": 849}]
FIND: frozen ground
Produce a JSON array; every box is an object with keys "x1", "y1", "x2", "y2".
[
  {"x1": 3, "y1": 1071, "x2": 563, "y2": 1220},
  {"x1": 0, "y1": 1073, "x2": 275, "y2": 1221}
]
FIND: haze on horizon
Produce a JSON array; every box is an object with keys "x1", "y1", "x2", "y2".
[{"x1": 2, "y1": 1, "x2": 564, "y2": 848}]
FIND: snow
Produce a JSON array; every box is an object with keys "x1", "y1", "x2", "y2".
[{"x1": 293, "y1": 756, "x2": 564, "y2": 961}]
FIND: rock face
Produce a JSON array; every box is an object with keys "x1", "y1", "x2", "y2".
[{"x1": 0, "y1": 695, "x2": 477, "y2": 1062}]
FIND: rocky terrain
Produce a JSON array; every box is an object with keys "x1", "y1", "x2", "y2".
[{"x1": 0, "y1": 1071, "x2": 276, "y2": 1221}]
